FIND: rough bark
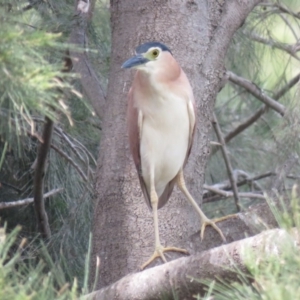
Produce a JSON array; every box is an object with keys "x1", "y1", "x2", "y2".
[
  {"x1": 91, "y1": 0, "x2": 262, "y2": 288},
  {"x1": 86, "y1": 226, "x2": 299, "y2": 300}
]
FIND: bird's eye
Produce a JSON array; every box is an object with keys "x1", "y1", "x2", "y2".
[{"x1": 152, "y1": 49, "x2": 159, "y2": 58}]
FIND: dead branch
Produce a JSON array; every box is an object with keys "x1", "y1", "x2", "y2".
[
  {"x1": 210, "y1": 72, "x2": 300, "y2": 156},
  {"x1": 54, "y1": 126, "x2": 97, "y2": 166},
  {"x1": 212, "y1": 113, "x2": 241, "y2": 211},
  {"x1": 273, "y1": 73, "x2": 300, "y2": 100},
  {"x1": 50, "y1": 143, "x2": 88, "y2": 182},
  {"x1": 0, "y1": 181, "x2": 23, "y2": 193},
  {"x1": 31, "y1": 117, "x2": 97, "y2": 168},
  {"x1": 55, "y1": 126, "x2": 86, "y2": 165},
  {"x1": 244, "y1": 31, "x2": 300, "y2": 61},
  {"x1": 68, "y1": 0, "x2": 106, "y2": 119},
  {"x1": 203, "y1": 184, "x2": 266, "y2": 201},
  {"x1": 266, "y1": 2, "x2": 300, "y2": 20},
  {"x1": 85, "y1": 227, "x2": 299, "y2": 300},
  {"x1": 224, "y1": 105, "x2": 267, "y2": 144},
  {"x1": 203, "y1": 171, "x2": 276, "y2": 203},
  {"x1": 228, "y1": 71, "x2": 286, "y2": 116},
  {"x1": 279, "y1": 14, "x2": 298, "y2": 41},
  {"x1": 204, "y1": 170, "x2": 275, "y2": 197},
  {"x1": 33, "y1": 116, "x2": 53, "y2": 239},
  {"x1": 0, "y1": 188, "x2": 63, "y2": 210}
]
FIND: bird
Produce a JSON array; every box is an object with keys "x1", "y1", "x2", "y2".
[{"x1": 122, "y1": 42, "x2": 227, "y2": 270}]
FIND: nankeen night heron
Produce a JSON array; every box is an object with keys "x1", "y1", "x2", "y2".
[{"x1": 122, "y1": 42, "x2": 227, "y2": 270}]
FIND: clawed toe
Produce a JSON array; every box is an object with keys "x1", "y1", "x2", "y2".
[
  {"x1": 200, "y1": 214, "x2": 237, "y2": 242},
  {"x1": 140, "y1": 246, "x2": 189, "y2": 270}
]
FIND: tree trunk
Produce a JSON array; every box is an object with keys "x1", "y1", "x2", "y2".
[{"x1": 91, "y1": 0, "x2": 262, "y2": 288}]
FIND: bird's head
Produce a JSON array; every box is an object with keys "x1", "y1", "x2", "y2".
[{"x1": 122, "y1": 42, "x2": 173, "y2": 73}]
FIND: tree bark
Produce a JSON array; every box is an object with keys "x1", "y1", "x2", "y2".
[
  {"x1": 91, "y1": 0, "x2": 262, "y2": 288},
  {"x1": 86, "y1": 226, "x2": 299, "y2": 300},
  {"x1": 33, "y1": 116, "x2": 53, "y2": 239}
]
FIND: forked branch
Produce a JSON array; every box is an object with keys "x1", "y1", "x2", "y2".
[{"x1": 211, "y1": 73, "x2": 300, "y2": 156}]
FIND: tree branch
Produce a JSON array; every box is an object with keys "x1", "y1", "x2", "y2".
[
  {"x1": 224, "y1": 105, "x2": 267, "y2": 144},
  {"x1": 0, "y1": 188, "x2": 63, "y2": 210},
  {"x1": 50, "y1": 143, "x2": 89, "y2": 182},
  {"x1": 0, "y1": 181, "x2": 23, "y2": 193},
  {"x1": 279, "y1": 14, "x2": 299, "y2": 41},
  {"x1": 86, "y1": 227, "x2": 298, "y2": 300},
  {"x1": 33, "y1": 116, "x2": 53, "y2": 239},
  {"x1": 203, "y1": 171, "x2": 275, "y2": 198},
  {"x1": 244, "y1": 31, "x2": 300, "y2": 61},
  {"x1": 260, "y1": 2, "x2": 300, "y2": 20},
  {"x1": 228, "y1": 71, "x2": 286, "y2": 116},
  {"x1": 225, "y1": 72, "x2": 300, "y2": 142},
  {"x1": 203, "y1": 184, "x2": 266, "y2": 201},
  {"x1": 68, "y1": 0, "x2": 106, "y2": 119},
  {"x1": 212, "y1": 113, "x2": 241, "y2": 211},
  {"x1": 210, "y1": 73, "x2": 300, "y2": 157}
]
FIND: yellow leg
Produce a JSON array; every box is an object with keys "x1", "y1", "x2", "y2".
[
  {"x1": 141, "y1": 172, "x2": 188, "y2": 270},
  {"x1": 177, "y1": 170, "x2": 236, "y2": 242}
]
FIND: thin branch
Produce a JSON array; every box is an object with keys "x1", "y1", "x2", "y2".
[
  {"x1": 68, "y1": 0, "x2": 106, "y2": 119},
  {"x1": 203, "y1": 171, "x2": 275, "y2": 198},
  {"x1": 33, "y1": 117, "x2": 53, "y2": 239},
  {"x1": 225, "y1": 106, "x2": 267, "y2": 144},
  {"x1": 54, "y1": 126, "x2": 97, "y2": 166},
  {"x1": 273, "y1": 73, "x2": 300, "y2": 99},
  {"x1": 210, "y1": 72, "x2": 300, "y2": 156},
  {"x1": 279, "y1": 14, "x2": 299, "y2": 41},
  {"x1": 273, "y1": 2, "x2": 300, "y2": 20},
  {"x1": 0, "y1": 188, "x2": 63, "y2": 210},
  {"x1": 222, "y1": 72, "x2": 300, "y2": 146},
  {"x1": 0, "y1": 181, "x2": 23, "y2": 193},
  {"x1": 203, "y1": 184, "x2": 266, "y2": 200},
  {"x1": 204, "y1": 172, "x2": 300, "y2": 203},
  {"x1": 31, "y1": 117, "x2": 97, "y2": 167},
  {"x1": 244, "y1": 31, "x2": 300, "y2": 61},
  {"x1": 212, "y1": 113, "x2": 241, "y2": 211},
  {"x1": 50, "y1": 143, "x2": 88, "y2": 182},
  {"x1": 55, "y1": 126, "x2": 86, "y2": 165},
  {"x1": 210, "y1": 141, "x2": 222, "y2": 146},
  {"x1": 228, "y1": 71, "x2": 286, "y2": 116},
  {"x1": 257, "y1": 3, "x2": 300, "y2": 20},
  {"x1": 235, "y1": 171, "x2": 275, "y2": 188}
]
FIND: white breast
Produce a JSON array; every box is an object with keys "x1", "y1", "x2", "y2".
[{"x1": 139, "y1": 92, "x2": 190, "y2": 198}]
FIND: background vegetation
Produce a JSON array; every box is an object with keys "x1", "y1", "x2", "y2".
[{"x1": 0, "y1": 0, "x2": 299, "y2": 298}]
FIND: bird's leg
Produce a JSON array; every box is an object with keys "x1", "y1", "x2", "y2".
[
  {"x1": 140, "y1": 175, "x2": 188, "y2": 270},
  {"x1": 177, "y1": 170, "x2": 236, "y2": 242}
]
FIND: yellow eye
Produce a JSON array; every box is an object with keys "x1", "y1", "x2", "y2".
[{"x1": 152, "y1": 49, "x2": 159, "y2": 58}]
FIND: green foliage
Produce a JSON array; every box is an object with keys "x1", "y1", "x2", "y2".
[
  {"x1": 0, "y1": 1, "x2": 76, "y2": 148},
  {"x1": 0, "y1": 226, "x2": 78, "y2": 300},
  {"x1": 204, "y1": 0, "x2": 300, "y2": 217},
  {"x1": 0, "y1": 0, "x2": 109, "y2": 291}
]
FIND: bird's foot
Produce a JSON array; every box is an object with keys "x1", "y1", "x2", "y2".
[
  {"x1": 200, "y1": 214, "x2": 237, "y2": 242},
  {"x1": 140, "y1": 245, "x2": 188, "y2": 270}
]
